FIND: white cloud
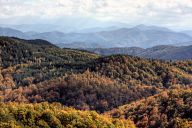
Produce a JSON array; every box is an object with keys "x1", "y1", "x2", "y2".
[{"x1": 0, "y1": 0, "x2": 192, "y2": 29}]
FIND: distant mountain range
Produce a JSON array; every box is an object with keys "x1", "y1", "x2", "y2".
[
  {"x1": 0, "y1": 27, "x2": 27, "y2": 38},
  {"x1": 86, "y1": 45, "x2": 192, "y2": 60},
  {"x1": 182, "y1": 30, "x2": 192, "y2": 37},
  {"x1": 0, "y1": 25, "x2": 192, "y2": 48},
  {"x1": 0, "y1": 18, "x2": 129, "y2": 33}
]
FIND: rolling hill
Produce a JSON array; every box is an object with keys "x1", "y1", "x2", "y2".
[
  {"x1": 0, "y1": 37, "x2": 192, "y2": 112},
  {"x1": 0, "y1": 27, "x2": 28, "y2": 39},
  {"x1": 86, "y1": 45, "x2": 192, "y2": 60},
  {"x1": 138, "y1": 45, "x2": 192, "y2": 60},
  {"x1": 0, "y1": 37, "x2": 159, "y2": 111},
  {"x1": 106, "y1": 89, "x2": 192, "y2": 128},
  {"x1": 1, "y1": 25, "x2": 192, "y2": 48},
  {"x1": 0, "y1": 36, "x2": 192, "y2": 128},
  {"x1": 0, "y1": 36, "x2": 98, "y2": 67}
]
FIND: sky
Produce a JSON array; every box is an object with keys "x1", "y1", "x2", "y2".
[{"x1": 1, "y1": 0, "x2": 192, "y2": 30}]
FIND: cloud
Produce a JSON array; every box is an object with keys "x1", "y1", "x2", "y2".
[{"x1": 0, "y1": 0, "x2": 192, "y2": 29}]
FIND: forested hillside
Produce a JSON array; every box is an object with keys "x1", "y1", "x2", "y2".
[
  {"x1": 0, "y1": 36, "x2": 98, "y2": 68},
  {"x1": 0, "y1": 102, "x2": 135, "y2": 128},
  {"x1": 106, "y1": 89, "x2": 192, "y2": 128},
  {"x1": 88, "y1": 55, "x2": 192, "y2": 88},
  {"x1": 0, "y1": 71, "x2": 159, "y2": 113},
  {"x1": 0, "y1": 36, "x2": 192, "y2": 128},
  {"x1": 0, "y1": 36, "x2": 99, "y2": 86},
  {"x1": 86, "y1": 45, "x2": 192, "y2": 60}
]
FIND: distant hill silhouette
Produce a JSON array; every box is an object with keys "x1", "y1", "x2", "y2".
[
  {"x1": 86, "y1": 45, "x2": 192, "y2": 60},
  {"x1": 1, "y1": 25, "x2": 192, "y2": 48}
]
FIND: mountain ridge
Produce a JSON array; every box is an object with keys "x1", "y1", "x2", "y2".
[
  {"x1": 1, "y1": 25, "x2": 192, "y2": 48},
  {"x1": 86, "y1": 45, "x2": 192, "y2": 60}
]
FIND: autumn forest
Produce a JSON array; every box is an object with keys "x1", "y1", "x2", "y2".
[{"x1": 0, "y1": 36, "x2": 192, "y2": 128}]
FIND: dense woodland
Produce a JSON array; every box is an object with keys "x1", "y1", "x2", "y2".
[
  {"x1": 0, "y1": 71, "x2": 159, "y2": 112},
  {"x1": 107, "y1": 89, "x2": 192, "y2": 128},
  {"x1": 0, "y1": 36, "x2": 192, "y2": 127},
  {"x1": 0, "y1": 102, "x2": 135, "y2": 128}
]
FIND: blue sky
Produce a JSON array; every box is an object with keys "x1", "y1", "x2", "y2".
[{"x1": 1, "y1": 0, "x2": 192, "y2": 30}]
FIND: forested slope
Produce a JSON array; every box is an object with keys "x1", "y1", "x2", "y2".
[
  {"x1": 0, "y1": 36, "x2": 192, "y2": 127},
  {"x1": 106, "y1": 89, "x2": 192, "y2": 128},
  {"x1": 0, "y1": 36, "x2": 98, "y2": 67},
  {"x1": 0, "y1": 102, "x2": 135, "y2": 128},
  {"x1": 88, "y1": 55, "x2": 192, "y2": 88}
]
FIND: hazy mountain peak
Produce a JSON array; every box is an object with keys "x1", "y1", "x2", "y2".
[
  {"x1": 0, "y1": 26, "x2": 28, "y2": 38},
  {"x1": 134, "y1": 24, "x2": 172, "y2": 32},
  {"x1": 39, "y1": 31, "x2": 64, "y2": 35},
  {"x1": 0, "y1": 25, "x2": 192, "y2": 48}
]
